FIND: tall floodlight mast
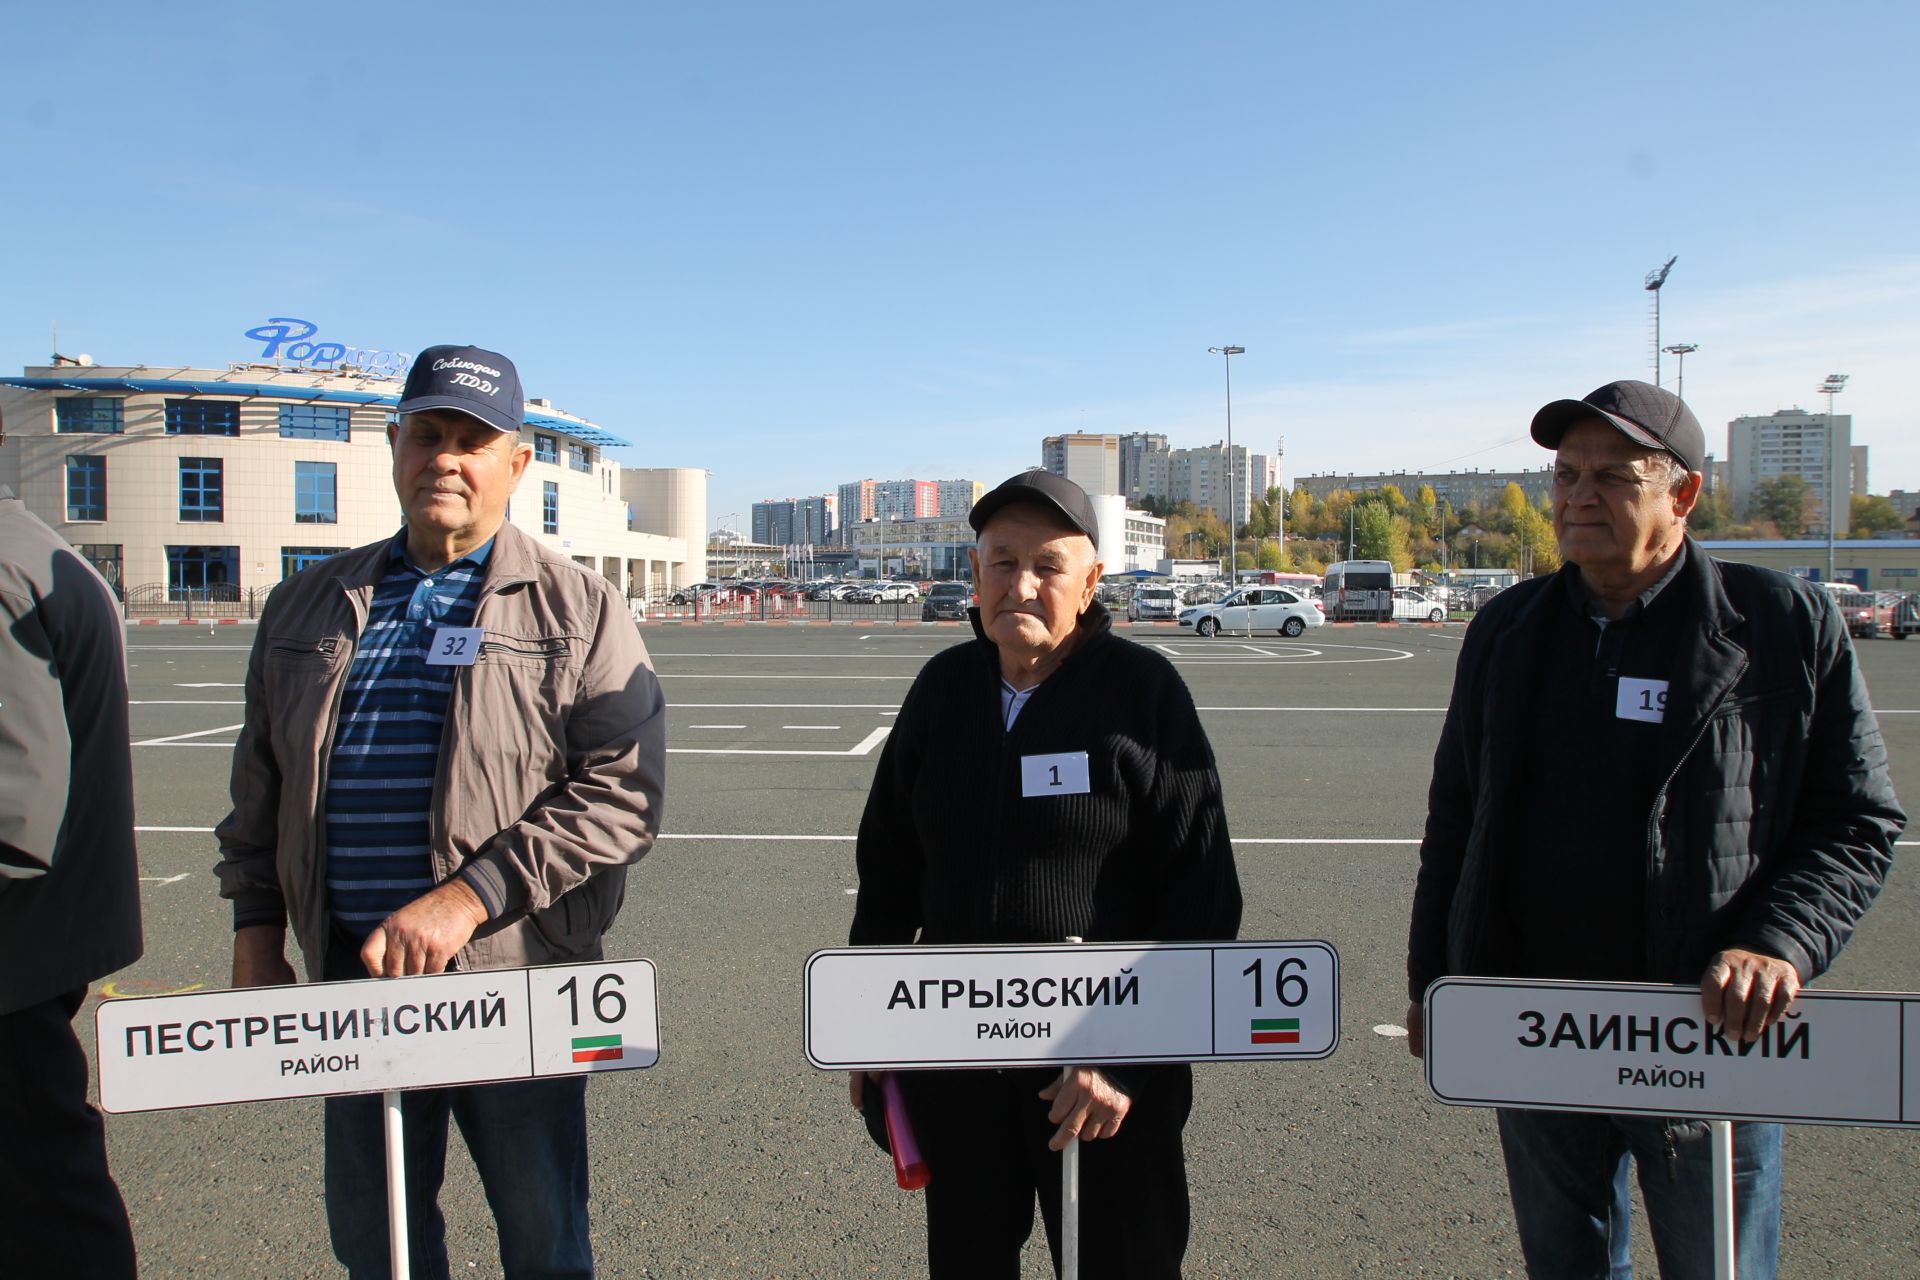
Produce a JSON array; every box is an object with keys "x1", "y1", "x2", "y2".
[
  {"x1": 1820, "y1": 373, "x2": 1849, "y2": 582},
  {"x1": 1664, "y1": 343, "x2": 1699, "y2": 403},
  {"x1": 1644, "y1": 256, "x2": 1677, "y2": 386}
]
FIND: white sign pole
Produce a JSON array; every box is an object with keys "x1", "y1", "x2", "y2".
[
  {"x1": 384, "y1": 1090, "x2": 409, "y2": 1279},
  {"x1": 1061, "y1": 1129, "x2": 1080, "y2": 1280},
  {"x1": 1711, "y1": 1119, "x2": 1735, "y2": 1280},
  {"x1": 1058, "y1": 943, "x2": 1081, "y2": 1280}
]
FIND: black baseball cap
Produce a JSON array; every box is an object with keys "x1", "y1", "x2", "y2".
[
  {"x1": 396, "y1": 344, "x2": 524, "y2": 435},
  {"x1": 1530, "y1": 379, "x2": 1706, "y2": 474},
  {"x1": 969, "y1": 469, "x2": 1100, "y2": 543}
]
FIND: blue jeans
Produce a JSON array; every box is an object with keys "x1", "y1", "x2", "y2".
[
  {"x1": 1496, "y1": 1109, "x2": 1782, "y2": 1280},
  {"x1": 324, "y1": 1076, "x2": 593, "y2": 1280}
]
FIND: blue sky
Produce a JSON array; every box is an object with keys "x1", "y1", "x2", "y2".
[{"x1": 6, "y1": 2, "x2": 1915, "y2": 528}]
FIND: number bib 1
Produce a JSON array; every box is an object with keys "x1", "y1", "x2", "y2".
[
  {"x1": 425, "y1": 626, "x2": 484, "y2": 666},
  {"x1": 1021, "y1": 751, "x2": 1090, "y2": 797}
]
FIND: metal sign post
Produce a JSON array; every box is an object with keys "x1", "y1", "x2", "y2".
[
  {"x1": 1710, "y1": 1120, "x2": 1735, "y2": 1280},
  {"x1": 807, "y1": 940, "x2": 1339, "y2": 1275},
  {"x1": 385, "y1": 1090, "x2": 409, "y2": 1278},
  {"x1": 97, "y1": 960, "x2": 661, "y2": 1271}
]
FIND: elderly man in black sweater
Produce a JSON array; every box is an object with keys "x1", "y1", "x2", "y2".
[{"x1": 849, "y1": 470, "x2": 1243, "y2": 1280}]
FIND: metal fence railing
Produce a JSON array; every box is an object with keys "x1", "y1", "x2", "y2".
[{"x1": 124, "y1": 583, "x2": 276, "y2": 619}]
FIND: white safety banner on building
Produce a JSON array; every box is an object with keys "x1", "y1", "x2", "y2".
[
  {"x1": 1425, "y1": 977, "x2": 1920, "y2": 1128},
  {"x1": 805, "y1": 941, "x2": 1338, "y2": 1070},
  {"x1": 96, "y1": 960, "x2": 658, "y2": 1114}
]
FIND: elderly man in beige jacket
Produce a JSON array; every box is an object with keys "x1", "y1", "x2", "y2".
[{"x1": 216, "y1": 345, "x2": 666, "y2": 1280}]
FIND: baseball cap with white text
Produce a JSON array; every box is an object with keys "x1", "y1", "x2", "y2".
[{"x1": 396, "y1": 344, "x2": 524, "y2": 435}]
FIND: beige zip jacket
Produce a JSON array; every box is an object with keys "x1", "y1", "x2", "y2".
[{"x1": 215, "y1": 521, "x2": 666, "y2": 979}]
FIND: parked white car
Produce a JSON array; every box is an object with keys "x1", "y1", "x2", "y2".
[
  {"x1": 850, "y1": 580, "x2": 920, "y2": 603},
  {"x1": 1128, "y1": 586, "x2": 1180, "y2": 621},
  {"x1": 1178, "y1": 587, "x2": 1324, "y2": 638},
  {"x1": 1391, "y1": 589, "x2": 1449, "y2": 623}
]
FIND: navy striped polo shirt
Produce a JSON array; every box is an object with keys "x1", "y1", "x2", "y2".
[{"x1": 324, "y1": 532, "x2": 494, "y2": 938}]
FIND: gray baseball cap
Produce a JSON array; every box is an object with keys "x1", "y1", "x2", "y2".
[{"x1": 970, "y1": 470, "x2": 1100, "y2": 543}]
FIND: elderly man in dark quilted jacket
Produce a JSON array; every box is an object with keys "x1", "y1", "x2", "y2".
[{"x1": 1405, "y1": 381, "x2": 1904, "y2": 1280}]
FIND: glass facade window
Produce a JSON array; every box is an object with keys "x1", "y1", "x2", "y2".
[
  {"x1": 179, "y1": 458, "x2": 224, "y2": 522},
  {"x1": 294, "y1": 461, "x2": 338, "y2": 523},
  {"x1": 65, "y1": 454, "x2": 106, "y2": 522},
  {"x1": 165, "y1": 399, "x2": 241, "y2": 436},
  {"x1": 76, "y1": 544, "x2": 123, "y2": 599},
  {"x1": 279, "y1": 403, "x2": 352, "y2": 440},
  {"x1": 166, "y1": 546, "x2": 239, "y2": 601},
  {"x1": 542, "y1": 481, "x2": 559, "y2": 535},
  {"x1": 570, "y1": 443, "x2": 593, "y2": 474},
  {"x1": 281, "y1": 546, "x2": 348, "y2": 578},
  {"x1": 535, "y1": 433, "x2": 558, "y2": 464},
  {"x1": 56, "y1": 397, "x2": 124, "y2": 434}
]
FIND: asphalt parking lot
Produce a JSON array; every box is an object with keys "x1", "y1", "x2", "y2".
[{"x1": 100, "y1": 620, "x2": 1920, "y2": 1278}]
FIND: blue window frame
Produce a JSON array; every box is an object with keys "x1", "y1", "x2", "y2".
[
  {"x1": 56, "y1": 397, "x2": 124, "y2": 434},
  {"x1": 166, "y1": 546, "x2": 239, "y2": 601},
  {"x1": 279, "y1": 403, "x2": 352, "y2": 440},
  {"x1": 535, "y1": 433, "x2": 558, "y2": 464},
  {"x1": 281, "y1": 546, "x2": 347, "y2": 578},
  {"x1": 542, "y1": 481, "x2": 559, "y2": 535},
  {"x1": 179, "y1": 458, "x2": 224, "y2": 522},
  {"x1": 294, "y1": 461, "x2": 337, "y2": 523},
  {"x1": 165, "y1": 399, "x2": 240, "y2": 436},
  {"x1": 66, "y1": 455, "x2": 107, "y2": 521},
  {"x1": 570, "y1": 443, "x2": 593, "y2": 474}
]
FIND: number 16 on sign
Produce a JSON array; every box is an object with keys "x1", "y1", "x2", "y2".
[
  {"x1": 526, "y1": 961, "x2": 661, "y2": 1076},
  {"x1": 1213, "y1": 943, "x2": 1338, "y2": 1059}
]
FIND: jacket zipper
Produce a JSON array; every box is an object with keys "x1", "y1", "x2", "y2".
[
  {"x1": 1642, "y1": 665, "x2": 1742, "y2": 969},
  {"x1": 269, "y1": 636, "x2": 338, "y2": 658},
  {"x1": 477, "y1": 638, "x2": 568, "y2": 659}
]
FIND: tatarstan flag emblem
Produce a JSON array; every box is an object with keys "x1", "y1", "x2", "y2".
[
  {"x1": 571, "y1": 1035, "x2": 624, "y2": 1063},
  {"x1": 1250, "y1": 1018, "x2": 1300, "y2": 1045}
]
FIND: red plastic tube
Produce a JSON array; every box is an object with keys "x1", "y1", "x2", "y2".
[{"x1": 879, "y1": 1072, "x2": 930, "y2": 1190}]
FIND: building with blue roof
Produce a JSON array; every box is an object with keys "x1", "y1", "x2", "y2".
[{"x1": 0, "y1": 355, "x2": 705, "y2": 607}]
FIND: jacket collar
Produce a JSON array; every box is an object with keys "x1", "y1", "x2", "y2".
[
  {"x1": 328, "y1": 521, "x2": 545, "y2": 617},
  {"x1": 967, "y1": 598, "x2": 1115, "y2": 674},
  {"x1": 1483, "y1": 536, "x2": 1749, "y2": 786}
]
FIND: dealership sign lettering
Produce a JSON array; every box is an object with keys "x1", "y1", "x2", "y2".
[{"x1": 243, "y1": 316, "x2": 413, "y2": 376}]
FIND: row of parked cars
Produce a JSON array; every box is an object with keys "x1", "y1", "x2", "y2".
[{"x1": 664, "y1": 578, "x2": 936, "y2": 606}]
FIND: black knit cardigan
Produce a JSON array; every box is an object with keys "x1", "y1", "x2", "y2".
[{"x1": 850, "y1": 601, "x2": 1243, "y2": 951}]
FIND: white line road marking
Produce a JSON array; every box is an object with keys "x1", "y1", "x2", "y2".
[
  {"x1": 1241, "y1": 645, "x2": 1279, "y2": 656},
  {"x1": 1154, "y1": 644, "x2": 1180, "y2": 655},
  {"x1": 674, "y1": 703, "x2": 902, "y2": 709},
  {"x1": 124, "y1": 644, "x2": 253, "y2": 651},
  {"x1": 175, "y1": 682, "x2": 243, "y2": 688},
  {"x1": 140, "y1": 873, "x2": 192, "y2": 885},
  {"x1": 653, "y1": 651, "x2": 927, "y2": 660},
  {"x1": 1236, "y1": 838, "x2": 1418, "y2": 844},
  {"x1": 656, "y1": 674, "x2": 915, "y2": 681},
  {"x1": 136, "y1": 827, "x2": 217, "y2": 833},
  {"x1": 133, "y1": 723, "x2": 245, "y2": 747},
  {"x1": 1196, "y1": 705, "x2": 1447, "y2": 712},
  {"x1": 688, "y1": 724, "x2": 747, "y2": 730},
  {"x1": 880, "y1": 711, "x2": 897, "y2": 717},
  {"x1": 132, "y1": 700, "x2": 245, "y2": 706},
  {"x1": 783, "y1": 724, "x2": 842, "y2": 730},
  {"x1": 664, "y1": 726, "x2": 891, "y2": 759}
]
